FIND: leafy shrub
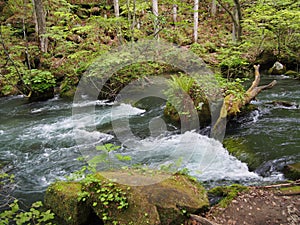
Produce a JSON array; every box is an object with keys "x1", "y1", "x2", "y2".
[
  {"x1": 0, "y1": 170, "x2": 55, "y2": 225},
  {"x1": 0, "y1": 200, "x2": 55, "y2": 225},
  {"x1": 23, "y1": 69, "x2": 56, "y2": 93}
]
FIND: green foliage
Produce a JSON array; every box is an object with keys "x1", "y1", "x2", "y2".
[
  {"x1": 120, "y1": 0, "x2": 151, "y2": 16},
  {"x1": 0, "y1": 171, "x2": 14, "y2": 185},
  {"x1": 0, "y1": 170, "x2": 55, "y2": 225},
  {"x1": 96, "y1": 143, "x2": 121, "y2": 152},
  {"x1": 243, "y1": 0, "x2": 300, "y2": 60},
  {"x1": 166, "y1": 74, "x2": 194, "y2": 97},
  {"x1": 0, "y1": 200, "x2": 55, "y2": 225},
  {"x1": 208, "y1": 184, "x2": 249, "y2": 208},
  {"x1": 217, "y1": 46, "x2": 250, "y2": 78},
  {"x1": 78, "y1": 175, "x2": 129, "y2": 222},
  {"x1": 215, "y1": 73, "x2": 248, "y2": 101},
  {"x1": 86, "y1": 143, "x2": 133, "y2": 171},
  {"x1": 23, "y1": 69, "x2": 56, "y2": 93},
  {"x1": 1, "y1": 0, "x2": 33, "y2": 24},
  {"x1": 164, "y1": 73, "x2": 208, "y2": 116}
]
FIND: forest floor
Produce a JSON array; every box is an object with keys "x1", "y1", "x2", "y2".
[{"x1": 188, "y1": 184, "x2": 300, "y2": 225}]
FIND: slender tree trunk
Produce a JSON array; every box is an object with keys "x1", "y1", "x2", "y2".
[
  {"x1": 172, "y1": 4, "x2": 177, "y2": 25},
  {"x1": 152, "y1": 0, "x2": 159, "y2": 37},
  {"x1": 232, "y1": 5, "x2": 237, "y2": 42},
  {"x1": 113, "y1": 0, "x2": 119, "y2": 17},
  {"x1": 193, "y1": 0, "x2": 199, "y2": 43},
  {"x1": 233, "y1": 0, "x2": 242, "y2": 42},
  {"x1": 216, "y1": 0, "x2": 242, "y2": 43},
  {"x1": 32, "y1": 0, "x2": 48, "y2": 52},
  {"x1": 211, "y1": 0, "x2": 217, "y2": 17}
]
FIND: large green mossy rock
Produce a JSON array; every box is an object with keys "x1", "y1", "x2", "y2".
[
  {"x1": 138, "y1": 174, "x2": 209, "y2": 224},
  {"x1": 282, "y1": 162, "x2": 300, "y2": 181},
  {"x1": 45, "y1": 172, "x2": 209, "y2": 225},
  {"x1": 44, "y1": 182, "x2": 92, "y2": 225}
]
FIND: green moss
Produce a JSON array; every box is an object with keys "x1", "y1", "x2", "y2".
[
  {"x1": 208, "y1": 184, "x2": 249, "y2": 208},
  {"x1": 279, "y1": 185, "x2": 300, "y2": 195},
  {"x1": 223, "y1": 137, "x2": 261, "y2": 171},
  {"x1": 45, "y1": 181, "x2": 91, "y2": 225},
  {"x1": 282, "y1": 162, "x2": 300, "y2": 181}
]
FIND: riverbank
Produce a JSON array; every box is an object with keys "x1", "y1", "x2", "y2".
[{"x1": 201, "y1": 182, "x2": 300, "y2": 225}]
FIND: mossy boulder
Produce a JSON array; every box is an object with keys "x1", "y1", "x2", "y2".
[
  {"x1": 44, "y1": 181, "x2": 92, "y2": 225},
  {"x1": 282, "y1": 162, "x2": 300, "y2": 180},
  {"x1": 45, "y1": 172, "x2": 209, "y2": 225}
]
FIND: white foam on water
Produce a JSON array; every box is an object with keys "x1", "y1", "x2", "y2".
[
  {"x1": 112, "y1": 103, "x2": 146, "y2": 117},
  {"x1": 109, "y1": 131, "x2": 260, "y2": 182},
  {"x1": 72, "y1": 99, "x2": 113, "y2": 108}
]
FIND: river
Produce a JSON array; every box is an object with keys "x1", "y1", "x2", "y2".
[{"x1": 0, "y1": 75, "x2": 299, "y2": 206}]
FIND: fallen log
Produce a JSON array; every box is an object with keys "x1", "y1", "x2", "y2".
[
  {"x1": 213, "y1": 65, "x2": 277, "y2": 136},
  {"x1": 225, "y1": 64, "x2": 277, "y2": 115},
  {"x1": 263, "y1": 180, "x2": 300, "y2": 189}
]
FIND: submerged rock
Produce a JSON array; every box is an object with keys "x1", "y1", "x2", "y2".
[
  {"x1": 223, "y1": 137, "x2": 261, "y2": 171},
  {"x1": 45, "y1": 172, "x2": 209, "y2": 225}
]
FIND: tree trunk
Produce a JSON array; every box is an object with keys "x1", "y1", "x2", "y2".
[
  {"x1": 233, "y1": 0, "x2": 242, "y2": 42},
  {"x1": 172, "y1": 4, "x2": 177, "y2": 25},
  {"x1": 211, "y1": 0, "x2": 217, "y2": 17},
  {"x1": 152, "y1": 0, "x2": 159, "y2": 37},
  {"x1": 32, "y1": 0, "x2": 48, "y2": 52},
  {"x1": 113, "y1": 0, "x2": 119, "y2": 17},
  {"x1": 193, "y1": 0, "x2": 199, "y2": 43},
  {"x1": 216, "y1": 0, "x2": 242, "y2": 42}
]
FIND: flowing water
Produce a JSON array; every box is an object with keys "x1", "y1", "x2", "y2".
[{"x1": 0, "y1": 75, "x2": 299, "y2": 205}]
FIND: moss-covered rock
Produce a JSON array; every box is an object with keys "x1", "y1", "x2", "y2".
[
  {"x1": 134, "y1": 173, "x2": 209, "y2": 225},
  {"x1": 45, "y1": 172, "x2": 209, "y2": 225},
  {"x1": 282, "y1": 162, "x2": 300, "y2": 181},
  {"x1": 223, "y1": 137, "x2": 261, "y2": 171},
  {"x1": 44, "y1": 181, "x2": 92, "y2": 225}
]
